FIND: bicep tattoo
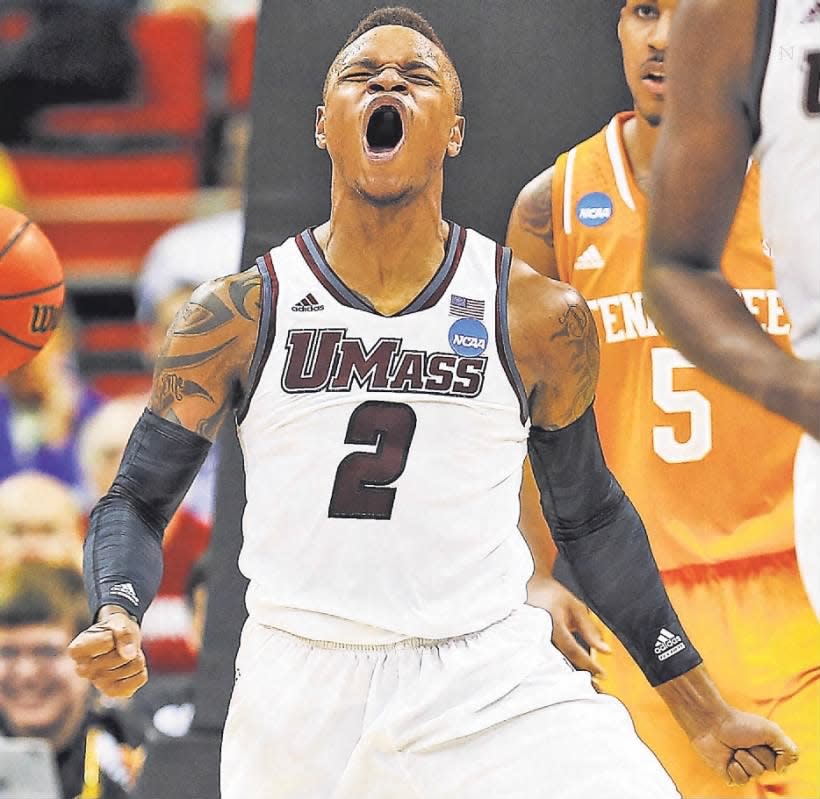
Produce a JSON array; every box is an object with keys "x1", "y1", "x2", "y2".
[
  {"x1": 149, "y1": 272, "x2": 261, "y2": 439},
  {"x1": 547, "y1": 298, "x2": 600, "y2": 428},
  {"x1": 515, "y1": 178, "x2": 554, "y2": 250}
]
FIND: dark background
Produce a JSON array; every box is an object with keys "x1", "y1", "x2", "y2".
[{"x1": 136, "y1": 1, "x2": 630, "y2": 795}]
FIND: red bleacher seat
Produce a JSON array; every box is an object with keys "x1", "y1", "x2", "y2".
[
  {"x1": 38, "y1": 12, "x2": 207, "y2": 139},
  {"x1": 80, "y1": 321, "x2": 149, "y2": 353},
  {"x1": 91, "y1": 371, "x2": 153, "y2": 398},
  {"x1": 227, "y1": 15, "x2": 257, "y2": 111},
  {"x1": 10, "y1": 150, "x2": 198, "y2": 195},
  {"x1": 0, "y1": 10, "x2": 32, "y2": 42}
]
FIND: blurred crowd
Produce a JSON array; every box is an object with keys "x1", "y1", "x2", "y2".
[{"x1": 0, "y1": 2, "x2": 256, "y2": 796}]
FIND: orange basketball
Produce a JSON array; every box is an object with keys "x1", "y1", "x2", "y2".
[{"x1": 0, "y1": 206, "x2": 65, "y2": 377}]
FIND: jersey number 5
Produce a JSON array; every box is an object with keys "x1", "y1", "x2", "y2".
[
  {"x1": 328, "y1": 401, "x2": 417, "y2": 520},
  {"x1": 651, "y1": 348, "x2": 712, "y2": 464}
]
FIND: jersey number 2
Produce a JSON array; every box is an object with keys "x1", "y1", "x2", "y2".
[
  {"x1": 328, "y1": 401, "x2": 417, "y2": 520},
  {"x1": 651, "y1": 348, "x2": 712, "y2": 464}
]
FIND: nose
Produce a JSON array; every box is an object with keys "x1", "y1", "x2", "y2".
[
  {"x1": 367, "y1": 68, "x2": 408, "y2": 95},
  {"x1": 648, "y1": 10, "x2": 672, "y2": 51},
  {"x1": 11, "y1": 654, "x2": 41, "y2": 682}
]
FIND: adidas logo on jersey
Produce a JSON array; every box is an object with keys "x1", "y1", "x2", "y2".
[
  {"x1": 110, "y1": 582, "x2": 139, "y2": 606},
  {"x1": 654, "y1": 627, "x2": 685, "y2": 661},
  {"x1": 574, "y1": 245, "x2": 605, "y2": 270},
  {"x1": 292, "y1": 293, "x2": 324, "y2": 312}
]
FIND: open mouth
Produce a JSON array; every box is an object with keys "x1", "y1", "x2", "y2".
[
  {"x1": 365, "y1": 105, "x2": 404, "y2": 158},
  {"x1": 642, "y1": 71, "x2": 666, "y2": 96}
]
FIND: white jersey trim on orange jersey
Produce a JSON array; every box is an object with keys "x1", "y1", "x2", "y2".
[
  {"x1": 605, "y1": 117, "x2": 637, "y2": 211},
  {"x1": 563, "y1": 146, "x2": 577, "y2": 235}
]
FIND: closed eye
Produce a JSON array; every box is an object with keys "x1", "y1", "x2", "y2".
[{"x1": 407, "y1": 73, "x2": 437, "y2": 85}]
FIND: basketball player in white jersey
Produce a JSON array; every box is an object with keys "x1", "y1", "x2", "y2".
[
  {"x1": 68, "y1": 8, "x2": 798, "y2": 796},
  {"x1": 643, "y1": 0, "x2": 820, "y2": 617}
]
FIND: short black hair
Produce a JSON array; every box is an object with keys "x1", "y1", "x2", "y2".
[
  {"x1": 343, "y1": 6, "x2": 446, "y2": 51},
  {"x1": 325, "y1": 6, "x2": 463, "y2": 112},
  {"x1": 0, "y1": 563, "x2": 90, "y2": 637}
]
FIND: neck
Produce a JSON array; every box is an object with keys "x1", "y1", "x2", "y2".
[
  {"x1": 314, "y1": 172, "x2": 450, "y2": 316},
  {"x1": 621, "y1": 109, "x2": 661, "y2": 195}
]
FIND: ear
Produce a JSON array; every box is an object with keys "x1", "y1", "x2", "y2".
[
  {"x1": 315, "y1": 106, "x2": 327, "y2": 150},
  {"x1": 617, "y1": 7, "x2": 625, "y2": 44},
  {"x1": 446, "y1": 116, "x2": 466, "y2": 158}
]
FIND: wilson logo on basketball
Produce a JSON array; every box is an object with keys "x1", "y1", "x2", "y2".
[{"x1": 30, "y1": 304, "x2": 61, "y2": 334}]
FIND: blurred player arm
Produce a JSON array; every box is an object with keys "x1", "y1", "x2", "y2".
[
  {"x1": 642, "y1": 0, "x2": 819, "y2": 438},
  {"x1": 510, "y1": 261, "x2": 798, "y2": 781},
  {"x1": 70, "y1": 270, "x2": 261, "y2": 698},
  {"x1": 506, "y1": 166, "x2": 560, "y2": 279}
]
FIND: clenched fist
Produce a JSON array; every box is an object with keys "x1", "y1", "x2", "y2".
[
  {"x1": 690, "y1": 707, "x2": 799, "y2": 785},
  {"x1": 67, "y1": 605, "x2": 147, "y2": 698}
]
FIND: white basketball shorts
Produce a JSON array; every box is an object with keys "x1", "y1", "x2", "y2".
[{"x1": 221, "y1": 604, "x2": 679, "y2": 798}]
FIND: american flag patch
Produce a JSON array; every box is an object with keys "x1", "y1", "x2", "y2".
[{"x1": 449, "y1": 294, "x2": 485, "y2": 319}]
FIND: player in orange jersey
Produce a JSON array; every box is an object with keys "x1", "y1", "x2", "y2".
[{"x1": 507, "y1": 1, "x2": 820, "y2": 797}]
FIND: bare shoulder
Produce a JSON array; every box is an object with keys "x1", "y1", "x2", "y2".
[
  {"x1": 148, "y1": 269, "x2": 262, "y2": 440},
  {"x1": 507, "y1": 256, "x2": 599, "y2": 430},
  {"x1": 506, "y1": 165, "x2": 558, "y2": 278},
  {"x1": 514, "y1": 165, "x2": 555, "y2": 219}
]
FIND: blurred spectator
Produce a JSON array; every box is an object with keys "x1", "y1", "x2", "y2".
[
  {"x1": 0, "y1": 317, "x2": 103, "y2": 495},
  {"x1": 0, "y1": 562, "x2": 144, "y2": 798},
  {"x1": 0, "y1": 0, "x2": 140, "y2": 144},
  {"x1": 135, "y1": 111, "x2": 249, "y2": 323},
  {"x1": 78, "y1": 396, "x2": 211, "y2": 672},
  {"x1": 0, "y1": 146, "x2": 25, "y2": 210},
  {"x1": 129, "y1": 552, "x2": 209, "y2": 741},
  {"x1": 141, "y1": 285, "x2": 219, "y2": 525},
  {"x1": 149, "y1": 0, "x2": 259, "y2": 24},
  {"x1": 0, "y1": 470, "x2": 83, "y2": 570}
]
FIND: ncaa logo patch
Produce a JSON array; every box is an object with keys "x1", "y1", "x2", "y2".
[
  {"x1": 576, "y1": 192, "x2": 613, "y2": 227},
  {"x1": 449, "y1": 318, "x2": 488, "y2": 357}
]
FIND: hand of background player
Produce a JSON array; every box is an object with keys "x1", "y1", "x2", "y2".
[
  {"x1": 689, "y1": 707, "x2": 799, "y2": 785},
  {"x1": 526, "y1": 575, "x2": 611, "y2": 676},
  {"x1": 67, "y1": 604, "x2": 148, "y2": 698}
]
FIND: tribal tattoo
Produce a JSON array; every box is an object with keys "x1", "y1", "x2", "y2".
[
  {"x1": 149, "y1": 271, "x2": 261, "y2": 441},
  {"x1": 515, "y1": 170, "x2": 554, "y2": 250}
]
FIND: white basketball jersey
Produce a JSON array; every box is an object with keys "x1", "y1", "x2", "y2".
[
  {"x1": 237, "y1": 224, "x2": 534, "y2": 643},
  {"x1": 754, "y1": 0, "x2": 820, "y2": 359}
]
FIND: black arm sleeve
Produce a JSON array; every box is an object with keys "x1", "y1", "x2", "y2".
[
  {"x1": 83, "y1": 410, "x2": 212, "y2": 624},
  {"x1": 528, "y1": 404, "x2": 702, "y2": 686}
]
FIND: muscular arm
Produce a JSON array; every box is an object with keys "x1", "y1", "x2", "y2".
[
  {"x1": 84, "y1": 270, "x2": 261, "y2": 621},
  {"x1": 643, "y1": 0, "x2": 819, "y2": 438},
  {"x1": 149, "y1": 269, "x2": 261, "y2": 439},
  {"x1": 510, "y1": 260, "x2": 799, "y2": 775},
  {"x1": 506, "y1": 166, "x2": 560, "y2": 280}
]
